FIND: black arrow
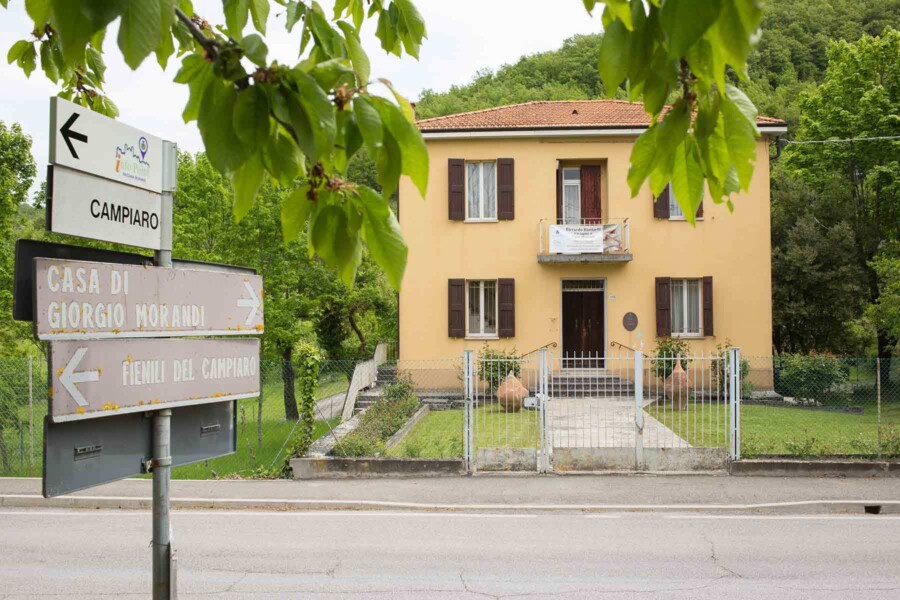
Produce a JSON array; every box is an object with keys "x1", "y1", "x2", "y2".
[{"x1": 60, "y1": 113, "x2": 88, "y2": 159}]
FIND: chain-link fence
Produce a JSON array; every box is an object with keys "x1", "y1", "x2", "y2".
[
  {"x1": 0, "y1": 357, "x2": 359, "y2": 479},
  {"x1": 741, "y1": 356, "x2": 900, "y2": 458}
]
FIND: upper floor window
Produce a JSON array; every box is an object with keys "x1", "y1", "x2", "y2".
[
  {"x1": 467, "y1": 279, "x2": 497, "y2": 337},
  {"x1": 466, "y1": 161, "x2": 497, "y2": 221},
  {"x1": 561, "y1": 168, "x2": 581, "y2": 224},
  {"x1": 671, "y1": 279, "x2": 702, "y2": 337},
  {"x1": 669, "y1": 189, "x2": 685, "y2": 220}
]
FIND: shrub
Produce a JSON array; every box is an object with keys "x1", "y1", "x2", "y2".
[
  {"x1": 710, "y1": 340, "x2": 752, "y2": 397},
  {"x1": 477, "y1": 344, "x2": 521, "y2": 385},
  {"x1": 776, "y1": 353, "x2": 849, "y2": 405},
  {"x1": 332, "y1": 374, "x2": 420, "y2": 457},
  {"x1": 652, "y1": 337, "x2": 690, "y2": 380}
]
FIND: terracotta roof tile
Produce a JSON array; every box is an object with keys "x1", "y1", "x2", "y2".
[{"x1": 416, "y1": 100, "x2": 785, "y2": 131}]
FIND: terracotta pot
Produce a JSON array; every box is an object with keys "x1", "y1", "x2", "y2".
[
  {"x1": 665, "y1": 361, "x2": 690, "y2": 410},
  {"x1": 496, "y1": 371, "x2": 528, "y2": 413}
]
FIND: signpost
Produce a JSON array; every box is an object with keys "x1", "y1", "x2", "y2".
[
  {"x1": 33, "y1": 258, "x2": 264, "y2": 340},
  {"x1": 48, "y1": 338, "x2": 260, "y2": 422},
  {"x1": 28, "y1": 97, "x2": 266, "y2": 599},
  {"x1": 47, "y1": 97, "x2": 165, "y2": 249}
]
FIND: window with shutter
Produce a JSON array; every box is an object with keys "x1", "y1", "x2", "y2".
[
  {"x1": 655, "y1": 277, "x2": 672, "y2": 337},
  {"x1": 665, "y1": 185, "x2": 704, "y2": 220},
  {"x1": 702, "y1": 276, "x2": 714, "y2": 337},
  {"x1": 448, "y1": 159, "x2": 465, "y2": 221},
  {"x1": 653, "y1": 186, "x2": 670, "y2": 219},
  {"x1": 498, "y1": 278, "x2": 515, "y2": 338},
  {"x1": 497, "y1": 158, "x2": 515, "y2": 220},
  {"x1": 448, "y1": 279, "x2": 465, "y2": 337}
]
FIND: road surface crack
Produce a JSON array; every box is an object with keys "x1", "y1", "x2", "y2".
[
  {"x1": 704, "y1": 533, "x2": 743, "y2": 579},
  {"x1": 459, "y1": 569, "x2": 501, "y2": 599}
]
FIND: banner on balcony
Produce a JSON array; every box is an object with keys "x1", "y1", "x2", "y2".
[{"x1": 549, "y1": 224, "x2": 612, "y2": 254}]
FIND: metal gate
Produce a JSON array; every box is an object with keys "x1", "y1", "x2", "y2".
[{"x1": 464, "y1": 348, "x2": 741, "y2": 472}]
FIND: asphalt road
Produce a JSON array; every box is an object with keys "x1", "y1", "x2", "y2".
[{"x1": 2, "y1": 508, "x2": 899, "y2": 599}]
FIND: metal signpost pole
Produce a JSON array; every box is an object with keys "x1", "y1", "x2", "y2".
[{"x1": 152, "y1": 141, "x2": 177, "y2": 600}]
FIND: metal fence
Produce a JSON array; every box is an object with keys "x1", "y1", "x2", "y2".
[{"x1": 740, "y1": 355, "x2": 899, "y2": 458}]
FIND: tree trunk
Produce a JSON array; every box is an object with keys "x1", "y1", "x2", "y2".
[
  {"x1": 282, "y1": 347, "x2": 299, "y2": 421},
  {"x1": 348, "y1": 309, "x2": 367, "y2": 355}
]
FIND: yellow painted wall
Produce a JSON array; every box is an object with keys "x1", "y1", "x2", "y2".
[{"x1": 398, "y1": 135, "x2": 773, "y2": 360}]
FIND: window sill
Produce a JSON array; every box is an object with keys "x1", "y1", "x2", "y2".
[
  {"x1": 672, "y1": 333, "x2": 704, "y2": 339},
  {"x1": 466, "y1": 335, "x2": 499, "y2": 341},
  {"x1": 668, "y1": 217, "x2": 704, "y2": 222},
  {"x1": 464, "y1": 219, "x2": 499, "y2": 223}
]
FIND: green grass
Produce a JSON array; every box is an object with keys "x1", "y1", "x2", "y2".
[
  {"x1": 646, "y1": 400, "x2": 900, "y2": 457},
  {"x1": 386, "y1": 404, "x2": 540, "y2": 458}
]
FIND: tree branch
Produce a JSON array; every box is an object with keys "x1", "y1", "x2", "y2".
[{"x1": 174, "y1": 7, "x2": 220, "y2": 59}]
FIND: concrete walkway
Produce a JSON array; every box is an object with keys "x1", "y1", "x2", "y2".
[
  {"x1": 2, "y1": 476, "x2": 899, "y2": 514},
  {"x1": 548, "y1": 397, "x2": 690, "y2": 448}
]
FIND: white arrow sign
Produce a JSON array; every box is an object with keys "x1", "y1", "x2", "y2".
[
  {"x1": 49, "y1": 97, "x2": 163, "y2": 193},
  {"x1": 59, "y1": 347, "x2": 100, "y2": 407},
  {"x1": 237, "y1": 281, "x2": 261, "y2": 326}
]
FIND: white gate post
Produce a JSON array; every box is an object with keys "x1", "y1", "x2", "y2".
[
  {"x1": 463, "y1": 350, "x2": 474, "y2": 473},
  {"x1": 728, "y1": 347, "x2": 742, "y2": 461},
  {"x1": 538, "y1": 348, "x2": 549, "y2": 473},
  {"x1": 634, "y1": 350, "x2": 644, "y2": 470}
]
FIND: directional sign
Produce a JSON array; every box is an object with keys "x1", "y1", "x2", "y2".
[
  {"x1": 48, "y1": 338, "x2": 260, "y2": 422},
  {"x1": 33, "y1": 258, "x2": 264, "y2": 340},
  {"x1": 50, "y1": 97, "x2": 163, "y2": 193},
  {"x1": 48, "y1": 165, "x2": 163, "y2": 250},
  {"x1": 43, "y1": 401, "x2": 236, "y2": 498}
]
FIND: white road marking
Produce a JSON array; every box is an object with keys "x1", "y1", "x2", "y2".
[
  {"x1": 0, "y1": 509, "x2": 537, "y2": 519},
  {"x1": 664, "y1": 514, "x2": 900, "y2": 521}
]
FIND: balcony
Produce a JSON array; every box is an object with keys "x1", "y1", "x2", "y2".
[{"x1": 537, "y1": 218, "x2": 632, "y2": 263}]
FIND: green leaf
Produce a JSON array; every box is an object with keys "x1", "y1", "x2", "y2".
[
  {"x1": 598, "y1": 18, "x2": 629, "y2": 97},
  {"x1": 86, "y1": 47, "x2": 106, "y2": 80},
  {"x1": 231, "y1": 153, "x2": 264, "y2": 221},
  {"x1": 49, "y1": 0, "x2": 120, "y2": 66},
  {"x1": 373, "y1": 97, "x2": 428, "y2": 197},
  {"x1": 17, "y1": 42, "x2": 37, "y2": 78},
  {"x1": 39, "y1": 41, "x2": 59, "y2": 81},
  {"x1": 721, "y1": 83, "x2": 758, "y2": 190},
  {"x1": 292, "y1": 69, "x2": 336, "y2": 160},
  {"x1": 155, "y1": 0, "x2": 177, "y2": 69},
  {"x1": 670, "y1": 140, "x2": 705, "y2": 225},
  {"x1": 25, "y1": 0, "x2": 49, "y2": 24},
  {"x1": 249, "y1": 0, "x2": 269, "y2": 34},
  {"x1": 7, "y1": 40, "x2": 31, "y2": 64},
  {"x1": 660, "y1": 0, "x2": 721, "y2": 58},
  {"x1": 223, "y1": 0, "x2": 249, "y2": 36},
  {"x1": 311, "y1": 204, "x2": 361, "y2": 285},
  {"x1": 263, "y1": 129, "x2": 304, "y2": 186},
  {"x1": 374, "y1": 127, "x2": 402, "y2": 198},
  {"x1": 353, "y1": 95, "x2": 383, "y2": 157},
  {"x1": 358, "y1": 186, "x2": 407, "y2": 290},
  {"x1": 198, "y1": 80, "x2": 248, "y2": 174},
  {"x1": 233, "y1": 85, "x2": 270, "y2": 151},
  {"x1": 626, "y1": 125, "x2": 658, "y2": 197},
  {"x1": 241, "y1": 33, "x2": 268, "y2": 66},
  {"x1": 118, "y1": 0, "x2": 162, "y2": 69},
  {"x1": 175, "y1": 53, "x2": 214, "y2": 123},
  {"x1": 337, "y1": 21, "x2": 370, "y2": 86},
  {"x1": 378, "y1": 78, "x2": 415, "y2": 122},
  {"x1": 286, "y1": 1, "x2": 306, "y2": 32},
  {"x1": 310, "y1": 58, "x2": 354, "y2": 91},
  {"x1": 281, "y1": 184, "x2": 314, "y2": 240},
  {"x1": 393, "y1": 0, "x2": 427, "y2": 59},
  {"x1": 603, "y1": 0, "x2": 634, "y2": 30},
  {"x1": 714, "y1": 0, "x2": 756, "y2": 77}
]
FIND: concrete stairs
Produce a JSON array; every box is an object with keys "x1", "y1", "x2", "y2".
[{"x1": 547, "y1": 373, "x2": 635, "y2": 398}]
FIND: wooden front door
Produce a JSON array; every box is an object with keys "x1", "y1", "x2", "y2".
[{"x1": 562, "y1": 288, "x2": 604, "y2": 368}]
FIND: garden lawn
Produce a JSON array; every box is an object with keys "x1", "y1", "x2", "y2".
[
  {"x1": 387, "y1": 404, "x2": 540, "y2": 458},
  {"x1": 646, "y1": 400, "x2": 900, "y2": 457}
]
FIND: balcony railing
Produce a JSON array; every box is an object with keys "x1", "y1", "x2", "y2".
[{"x1": 537, "y1": 218, "x2": 632, "y2": 263}]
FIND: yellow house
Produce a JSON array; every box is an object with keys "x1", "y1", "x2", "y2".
[{"x1": 398, "y1": 100, "x2": 786, "y2": 362}]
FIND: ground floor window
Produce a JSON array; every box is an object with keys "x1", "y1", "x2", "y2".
[
  {"x1": 671, "y1": 279, "x2": 702, "y2": 336},
  {"x1": 467, "y1": 280, "x2": 497, "y2": 336}
]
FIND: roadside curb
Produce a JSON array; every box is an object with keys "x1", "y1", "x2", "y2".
[
  {"x1": 729, "y1": 459, "x2": 900, "y2": 477},
  {"x1": 3, "y1": 494, "x2": 899, "y2": 515}
]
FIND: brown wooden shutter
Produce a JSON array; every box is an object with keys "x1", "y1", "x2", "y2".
[
  {"x1": 497, "y1": 158, "x2": 514, "y2": 220},
  {"x1": 655, "y1": 277, "x2": 672, "y2": 337},
  {"x1": 654, "y1": 185, "x2": 670, "y2": 219},
  {"x1": 498, "y1": 278, "x2": 515, "y2": 338},
  {"x1": 555, "y1": 166, "x2": 562, "y2": 221},
  {"x1": 580, "y1": 165, "x2": 602, "y2": 223},
  {"x1": 448, "y1": 159, "x2": 465, "y2": 221},
  {"x1": 448, "y1": 279, "x2": 465, "y2": 338},
  {"x1": 702, "y1": 276, "x2": 714, "y2": 337},
  {"x1": 696, "y1": 200, "x2": 704, "y2": 219}
]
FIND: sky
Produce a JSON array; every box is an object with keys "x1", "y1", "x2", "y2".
[{"x1": 0, "y1": 1, "x2": 601, "y2": 196}]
